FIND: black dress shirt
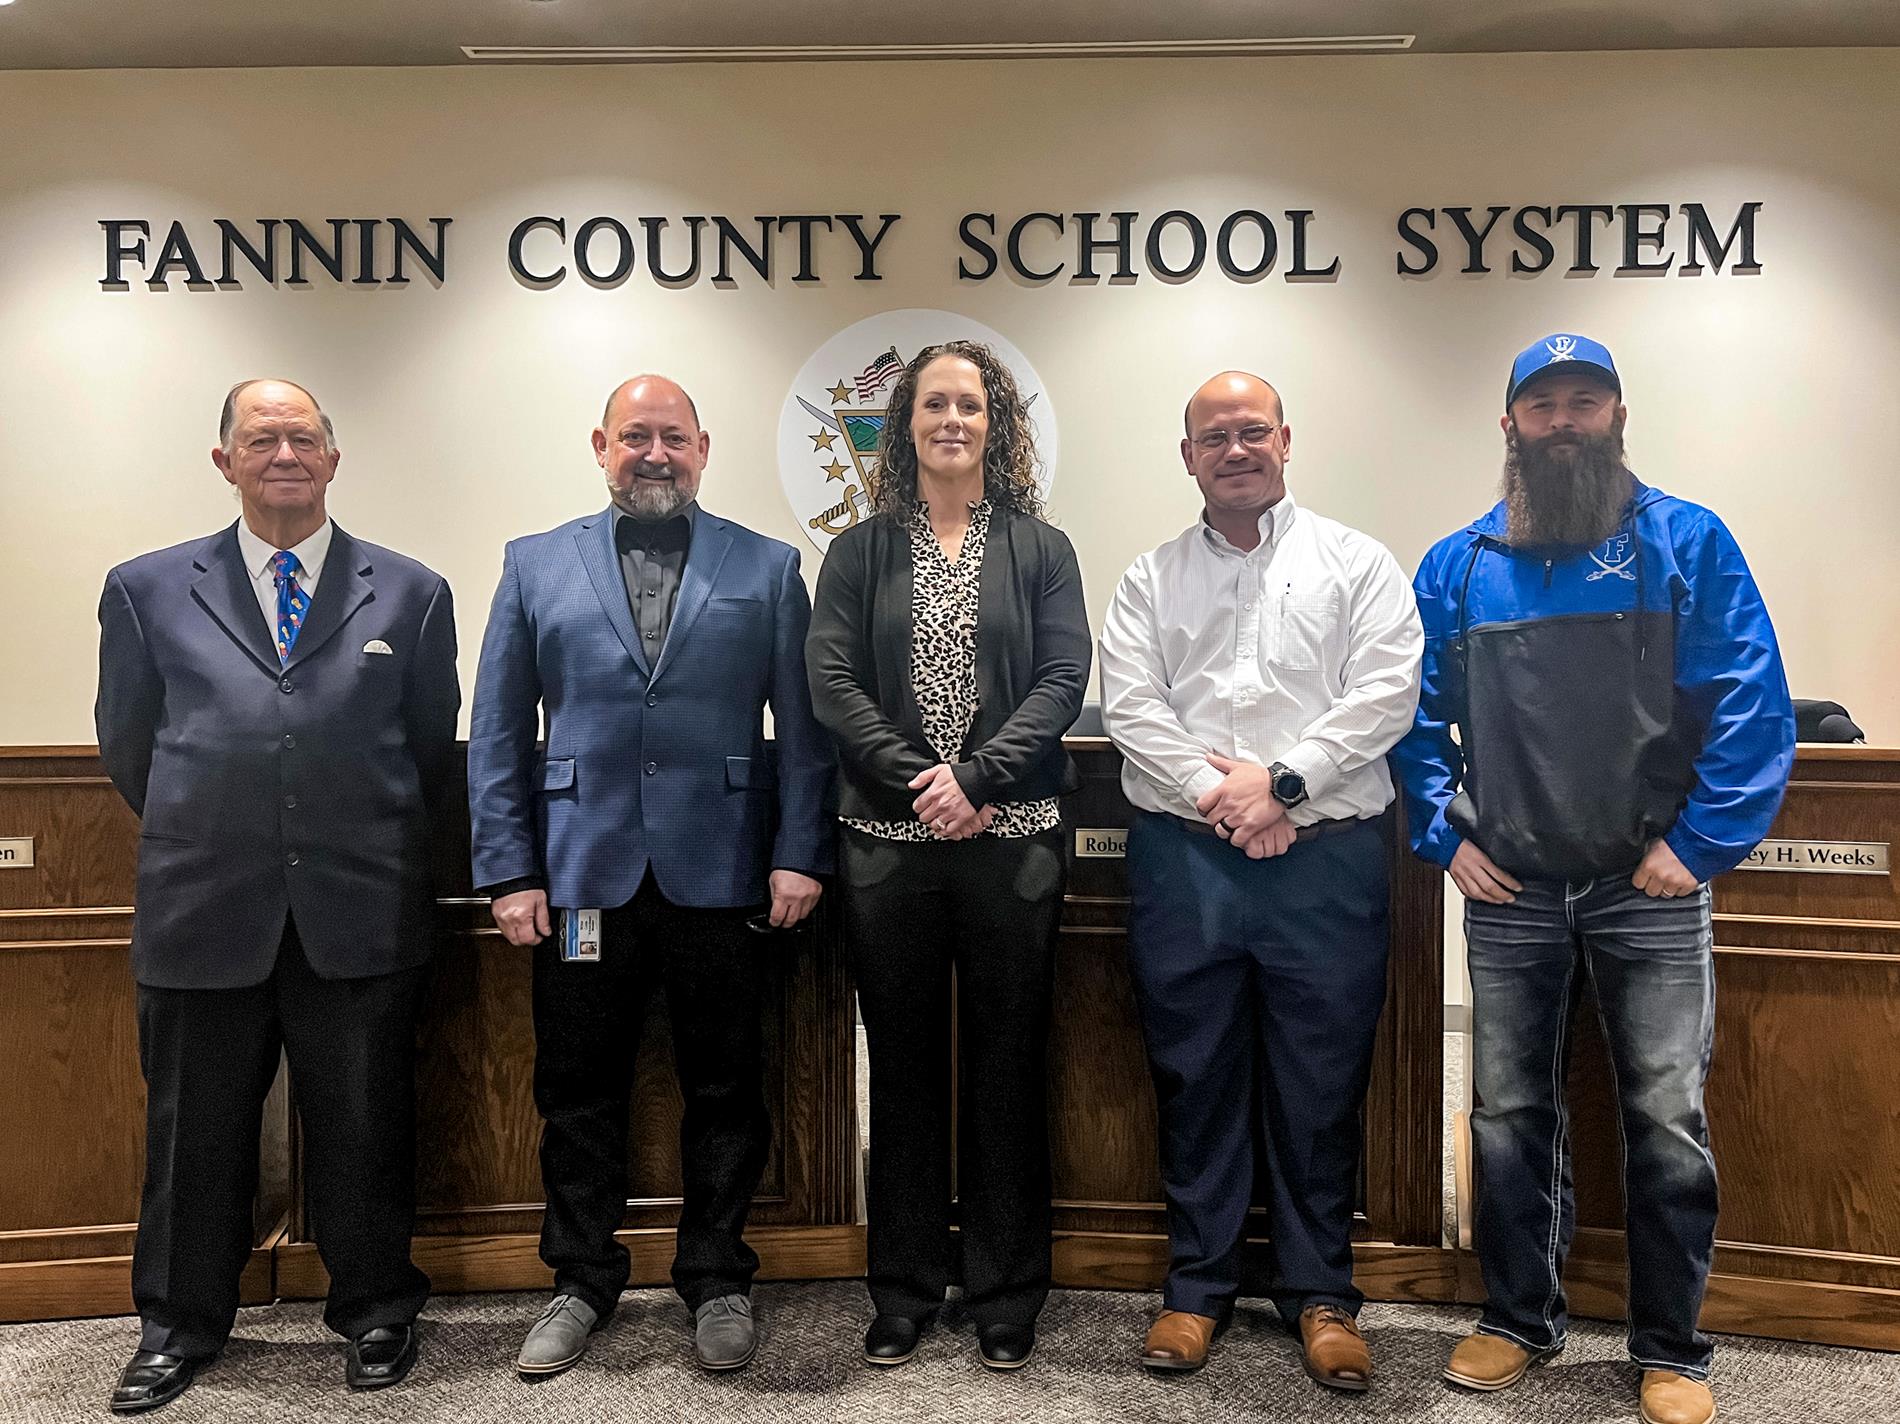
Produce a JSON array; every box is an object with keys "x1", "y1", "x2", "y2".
[
  {"x1": 616, "y1": 501, "x2": 697, "y2": 652},
  {"x1": 480, "y1": 500, "x2": 697, "y2": 901}
]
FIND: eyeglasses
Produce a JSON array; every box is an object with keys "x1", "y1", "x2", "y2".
[{"x1": 1191, "y1": 424, "x2": 1279, "y2": 453}]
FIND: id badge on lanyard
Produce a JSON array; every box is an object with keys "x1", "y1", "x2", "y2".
[{"x1": 561, "y1": 908, "x2": 602, "y2": 962}]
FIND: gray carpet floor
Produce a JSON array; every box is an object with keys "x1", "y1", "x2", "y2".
[{"x1": 7, "y1": 1282, "x2": 1895, "y2": 1423}]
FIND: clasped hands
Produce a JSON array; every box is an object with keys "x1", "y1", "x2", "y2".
[
  {"x1": 909, "y1": 763, "x2": 996, "y2": 840},
  {"x1": 1195, "y1": 753, "x2": 1297, "y2": 859}
]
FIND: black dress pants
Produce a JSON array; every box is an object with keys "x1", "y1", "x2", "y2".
[
  {"x1": 531, "y1": 871, "x2": 769, "y2": 1316},
  {"x1": 842, "y1": 826, "x2": 1067, "y2": 1328},
  {"x1": 133, "y1": 915, "x2": 430, "y2": 1359}
]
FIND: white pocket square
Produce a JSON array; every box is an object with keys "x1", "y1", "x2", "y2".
[{"x1": 362, "y1": 639, "x2": 394, "y2": 655}]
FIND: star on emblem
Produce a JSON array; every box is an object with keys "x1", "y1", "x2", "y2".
[
  {"x1": 821, "y1": 459, "x2": 850, "y2": 483},
  {"x1": 827, "y1": 380, "x2": 853, "y2": 405},
  {"x1": 809, "y1": 428, "x2": 838, "y2": 452}
]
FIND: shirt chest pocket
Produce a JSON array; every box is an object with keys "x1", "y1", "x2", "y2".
[{"x1": 1267, "y1": 592, "x2": 1343, "y2": 673}]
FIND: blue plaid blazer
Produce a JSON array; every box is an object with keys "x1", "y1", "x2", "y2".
[{"x1": 468, "y1": 506, "x2": 834, "y2": 910}]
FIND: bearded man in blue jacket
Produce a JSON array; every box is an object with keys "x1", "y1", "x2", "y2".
[{"x1": 1392, "y1": 334, "x2": 1794, "y2": 1424}]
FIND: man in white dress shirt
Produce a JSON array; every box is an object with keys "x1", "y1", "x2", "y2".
[{"x1": 1099, "y1": 371, "x2": 1421, "y2": 1389}]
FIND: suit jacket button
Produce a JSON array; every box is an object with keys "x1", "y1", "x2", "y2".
[
  {"x1": 285, "y1": 851, "x2": 300, "y2": 866},
  {"x1": 283, "y1": 795, "x2": 298, "y2": 810},
  {"x1": 282, "y1": 733, "x2": 296, "y2": 749},
  {"x1": 279, "y1": 677, "x2": 294, "y2": 693},
  {"x1": 645, "y1": 761, "x2": 657, "y2": 775},
  {"x1": 646, "y1": 695, "x2": 658, "y2": 708}
]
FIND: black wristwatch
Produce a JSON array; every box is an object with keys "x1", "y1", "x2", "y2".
[{"x1": 1268, "y1": 762, "x2": 1309, "y2": 809}]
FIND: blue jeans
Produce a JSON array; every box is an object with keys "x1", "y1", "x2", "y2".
[{"x1": 1465, "y1": 875, "x2": 1718, "y2": 1379}]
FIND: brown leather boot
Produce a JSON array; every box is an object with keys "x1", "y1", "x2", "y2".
[
  {"x1": 1640, "y1": 1370, "x2": 1716, "y2": 1424},
  {"x1": 1298, "y1": 1304, "x2": 1371, "y2": 1392},
  {"x1": 1443, "y1": 1332, "x2": 1543, "y2": 1390},
  {"x1": 1141, "y1": 1309, "x2": 1219, "y2": 1372}
]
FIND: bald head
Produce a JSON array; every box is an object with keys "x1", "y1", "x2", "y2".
[
  {"x1": 220, "y1": 378, "x2": 334, "y2": 452},
  {"x1": 1179, "y1": 369, "x2": 1292, "y2": 544},
  {"x1": 603, "y1": 375, "x2": 699, "y2": 432},
  {"x1": 212, "y1": 377, "x2": 340, "y2": 546},
  {"x1": 594, "y1": 373, "x2": 710, "y2": 521},
  {"x1": 1184, "y1": 371, "x2": 1284, "y2": 437}
]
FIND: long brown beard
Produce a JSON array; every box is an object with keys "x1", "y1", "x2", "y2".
[{"x1": 1502, "y1": 417, "x2": 1632, "y2": 548}]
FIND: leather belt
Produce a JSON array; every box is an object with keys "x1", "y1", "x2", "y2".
[{"x1": 1168, "y1": 812, "x2": 1375, "y2": 844}]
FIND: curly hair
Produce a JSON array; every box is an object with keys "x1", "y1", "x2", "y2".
[{"x1": 871, "y1": 340, "x2": 1046, "y2": 520}]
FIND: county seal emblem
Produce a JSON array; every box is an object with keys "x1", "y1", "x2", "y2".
[{"x1": 777, "y1": 309, "x2": 1058, "y2": 553}]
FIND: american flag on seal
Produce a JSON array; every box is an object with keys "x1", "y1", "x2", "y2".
[{"x1": 853, "y1": 346, "x2": 904, "y2": 401}]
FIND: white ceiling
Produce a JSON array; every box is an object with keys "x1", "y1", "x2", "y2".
[{"x1": 2, "y1": 0, "x2": 1897, "y2": 70}]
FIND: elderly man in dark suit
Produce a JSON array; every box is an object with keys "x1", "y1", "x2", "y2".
[
  {"x1": 468, "y1": 374, "x2": 833, "y2": 1376},
  {"x1": 94, "y1": 379, "x2": 460, "y2": 1413}
]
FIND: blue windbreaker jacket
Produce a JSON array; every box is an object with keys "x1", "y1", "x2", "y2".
[{"x1": 1392, "y1": 480, "x2": 1794, "y2": 884}]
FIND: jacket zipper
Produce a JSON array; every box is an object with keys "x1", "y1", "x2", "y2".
[{"x1": 1543, "y1": 558, "x2": 1553, "y2": 589}]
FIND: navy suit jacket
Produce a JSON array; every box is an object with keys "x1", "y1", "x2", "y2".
[
  {"x1": 467, "y1": 505, "x2": 834, "y2": 911},
  {"x1": 95, "y1": 522, "x2": 461, "y2": 989}
]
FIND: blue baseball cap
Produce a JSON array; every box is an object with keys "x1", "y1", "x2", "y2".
[{"x1": 1506, "y1": 333, "x2": 1621, "y2": 408}]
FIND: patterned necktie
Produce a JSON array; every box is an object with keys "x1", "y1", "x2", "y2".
[{"x1": 271, "y1": 550, "x2": 307, "y2": 665}]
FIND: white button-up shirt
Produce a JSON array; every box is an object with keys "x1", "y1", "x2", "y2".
[
  {"x1": 234, "y1": 516, "x2": 334, "y2": 637},
  {"x1": 1098, "y1": 491, "x2": 1423, "y2": 826}
]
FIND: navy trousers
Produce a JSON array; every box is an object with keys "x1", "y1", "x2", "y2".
[
  {"x1": 134, "y1": 916, "x2": 430, "y2": 1358},
  {"x1": 1126, "y1": 812, "x2": 1389, "y2": 1324}
]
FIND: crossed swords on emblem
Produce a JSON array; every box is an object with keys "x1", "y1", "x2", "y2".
[
  {"x1": 1586, "y1": 532, "x2": 1636, "y2": 581},
  {"x1": 797, "y1": 382, "x2": 1038, "y2": 538}
]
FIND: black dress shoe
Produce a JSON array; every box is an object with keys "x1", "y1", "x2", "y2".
[
  {"x1": 863, "y1": 1314, "x2": 924, "y2": 1367},
  {"x1": 346, "y1": 1324, "x2": 419, "y2": 1390},
  {"x1": 109, "y1": 1350, "x2": 201, "y2": 1414},
  {"x1": 978, "y1": 1322, "x2": 1036, "y2": 1370}
]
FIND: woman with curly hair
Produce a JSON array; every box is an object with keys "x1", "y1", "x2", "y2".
[{"x1": 806, "y1": 339, "x2": 1090, "y2": 1371}]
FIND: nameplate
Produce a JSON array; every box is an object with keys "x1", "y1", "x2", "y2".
[
  {"x1": 0, "y1": 837, "x2": 33, "y2": 868},
  {"x1": 1736, "y1": 839, "x2": 1889, "y2": 875},
  {"x1": 1075, "y1": 828, "x2": 1128, "y2": 859}
]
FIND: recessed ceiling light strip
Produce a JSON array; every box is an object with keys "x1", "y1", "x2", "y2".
[{"x1": 460, "y1": 36, "x2": 1416, "y2": 63}]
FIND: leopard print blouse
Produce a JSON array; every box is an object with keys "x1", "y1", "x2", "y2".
[{"x1": 844, "y1": 500, "x2": 1062, "y2": 842}]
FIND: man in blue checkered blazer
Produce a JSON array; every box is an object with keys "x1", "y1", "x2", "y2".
[{"x1": 467, "y1": 375, "x2": 834, "y2": 1376}]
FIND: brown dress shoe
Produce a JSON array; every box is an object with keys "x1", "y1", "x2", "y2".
[
  {"x1": 1141, "y1": 1309, "x2": 1219, "y2": 1372},
  {"x1": 1444, "y1": 1332, "x2": 1541, "y2": 1390},
  {"x1": 1641, "y1": 1370, "x2": 1716, "y2": 1424},
  {"x1": 1298, "y1": 1304, "x2": 1371, "y2": 1392}
]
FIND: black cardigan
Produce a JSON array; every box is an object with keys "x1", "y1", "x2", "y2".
[{"x1": 806, "y1": 505, "x2": 1091, "y2": 821}]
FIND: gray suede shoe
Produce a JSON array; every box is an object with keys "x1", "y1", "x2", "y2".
[
  {"x1": 516, "y1": 1294, "x2": 600, "y2": 1376},
  {"x1": 693, "y1": 1294, "x2": 757, "y2": 1371}
]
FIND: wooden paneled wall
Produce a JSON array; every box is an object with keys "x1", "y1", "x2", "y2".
[
  {"x1": 0, "y1": 746, "x2": 861, "y2": 1323},
  {"x1": 274, "y1": 886, "x2": 864, "y2": 1299},
  {"x1": 1561, "y1": 749, "x2": 1900, "y2": 1348},
  {"x1": 0, "y1": 748, "x2": 281, "y2": 1323},
  {"x1": 5, "y1": 743, "x2": 1896, "y2": 1354}
]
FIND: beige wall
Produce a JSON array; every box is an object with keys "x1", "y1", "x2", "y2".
[{"x1": 2, "y1": 50, "x2": 1896, "y2": 743}]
